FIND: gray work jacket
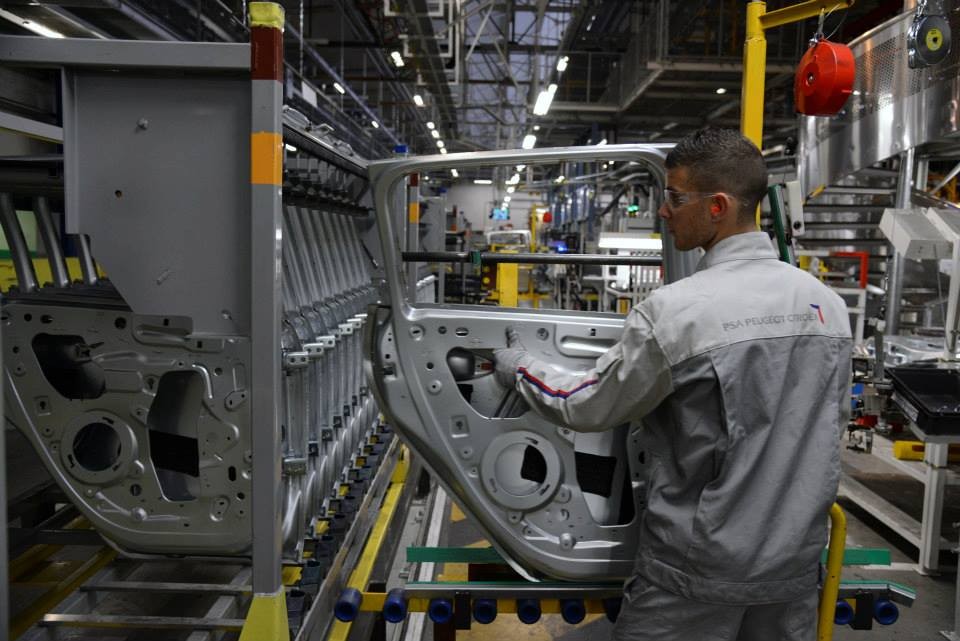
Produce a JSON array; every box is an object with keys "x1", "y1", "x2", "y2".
[{"x1": 505, "y1": 232, "x2": 852, "y2": 604}]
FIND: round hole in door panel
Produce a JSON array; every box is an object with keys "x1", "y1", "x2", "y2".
[
  {"x1": 60, "y1": 411, "x2": 138, "y2": 485},
  {"x1": 481, "y1": 431, "x2": 561, "y2": 511}
]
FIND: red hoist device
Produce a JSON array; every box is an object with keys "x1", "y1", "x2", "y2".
[{"x1": 794, "y1": 11, "x2": 855, "y2": 116}]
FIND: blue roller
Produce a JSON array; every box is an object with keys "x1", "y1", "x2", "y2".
[
  {"x1": 516, "y1": 599, "x2": 541, "y2": 624},
  {"x1": 560, "y1": 598, "x2": 586, "y2": 624},
  {"x1": 603, "y1": 597, "x2": 622, "y2": 623},
  {"x1": 334, "y1": 587, "x2": 362, "y2": 622},
  {"x1": 427, "y1": 598, "x2": 453, "y2": 624},
  {"x1": 473, "y1": 598, "x2": 498, "y2": 624},
  {"x1": 833, "y1": 600, "x2": 854, "y2": 626},
  {"x1": 382, "y1": 588, "x2": 408, "y2": 623},
  {"x1": 874, "y1": 599, "x2": 899, "y2": 625}
]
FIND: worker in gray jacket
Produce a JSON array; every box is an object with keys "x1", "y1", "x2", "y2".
[{"x1": 494, "y1": 128, "x2": 852, "y2": 641}]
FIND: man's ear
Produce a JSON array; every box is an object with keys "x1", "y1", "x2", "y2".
[{"x1": 709, "y1": 193, "x2": 734, "y2": 220}]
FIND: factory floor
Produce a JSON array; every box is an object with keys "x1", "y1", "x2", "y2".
[{"x1": 399, "y1": 446, "x2": 958, "y2": 641}]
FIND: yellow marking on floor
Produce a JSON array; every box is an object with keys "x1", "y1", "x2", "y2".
[
  {"x1": 281, "y1": 565, "x2": 302, "y2": 585},
  {"x1": 450, "y1": 503, "x2": 466, "y2": 522},
  {"x1": 454, "y1": 613, "x2": 607, "y2": 640}
]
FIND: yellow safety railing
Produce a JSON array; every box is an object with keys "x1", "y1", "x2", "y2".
[
  {"x1": 741, "y1": 0, "x2": 854, "y2": 224},
  {"x1": 818, "y1": 502, "x2": 847, "y2": 641}
]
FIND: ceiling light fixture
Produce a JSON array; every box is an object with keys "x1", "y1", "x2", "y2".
[
  {"x1": 504, "y1": 195, "x2": 511, "y2": 202},
  {"x1": 285, "y1": 143, "x2": 298, "y2": 152},
  {"x1": 556, "y1": 55, "x2": 569, "y2": 73},
  {"x1": 371, "y1": 120, "x2": 380, "y2": 129},
  {"x1": 390, "y1": 51, "x2": 405, "y2": 67},
  {"x1": 0, "y1": 9, "x2": 64, "y2": 38},
  {"x1": 451, "y1": 169, "x2": 459, "y2": 177},
  {"x1": 474, "y1": 179, "x2": 493, "y2": 185},
  {"x1": 426, "y1": 121, "x2": 436, "y2": 129},
  {"x1": 597, "y1": 138, "x2": 607, "y2": 145},
  {"x1": 715, "y1": 87, "x2": 727, "y2": 95},
  {"x1": 555, "y1": 175, "x2": 565, "y2": 183},
  {"x1": 507, "y1": 186, "x2": 516, "y2": 194},
  {"x1": 533, "y1": 125, "x2": 540, "y2": 132},
  {"x1": 521, "y1": 134, "x2": 537, "y2": 150},
  {"x1": 413, "y1": 94, "x2": 425, "y2": 107},
  {"x1": 436, "y1": 140, "x2": 444, "y2": 148},
  {"x1": 440, "y1": 148, "x2": 448, "y2": 155},
  {"x1": 506, "y1": 173, "x2": 520, "y2": 185},
  {"x1": 431, "y1": 129, "x2": 440, "y2": 139},
  {"x1": 333, "y1": 82, "x2": 346, "y2": 94},
  {"x1": 516, "y1": 164, "x2": 526, "y2": 171},
  {"x1": 533, "y1": 83, "x2": 558, "y2": 116},
  {"x1": 663, "y1": 121, "x2": 677, "y2": 130}
]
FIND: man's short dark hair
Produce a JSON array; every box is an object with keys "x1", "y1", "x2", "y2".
[{"x1": 665, "y1": 127, "x2": 768, "y2": 223}]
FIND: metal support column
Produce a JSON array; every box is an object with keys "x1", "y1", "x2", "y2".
[
  {"x1": 886, "y1": 148, "x2": 915, "y2": 334},
  {"x1": 242, "y1": 2, "x2": 288, "y2": 640},
  {"x1": 919, "y1": 442, "x2": 949, "y2": 574},
  {"x1": 407, "y1": 172, "x2": 420, "y2": 299}
]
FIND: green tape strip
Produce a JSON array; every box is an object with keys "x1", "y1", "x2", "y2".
[
  {"x1": 406, "y1": 546, "x2": 506, "y2": 564},
  {"x1": 820, "y1": 547, "x2": 891, "y2": 566}
]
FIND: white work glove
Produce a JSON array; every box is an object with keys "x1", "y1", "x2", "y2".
[{"x1": 493, "y1": 327, "x2": 527, "y2": 388}]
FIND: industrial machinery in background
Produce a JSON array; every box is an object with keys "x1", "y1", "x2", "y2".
[
  {"x1": 797, "y1": 5, "x2": 960, "y2": 590},
  {"x1": 0, "y1": 30, "x2": 408, "y2": 640}
]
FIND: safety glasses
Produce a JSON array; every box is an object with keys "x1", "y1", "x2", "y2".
[{"x1": 662, "y1": 188, "x2": 719, "y2": 210}]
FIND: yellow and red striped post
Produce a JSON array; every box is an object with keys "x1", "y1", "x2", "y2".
[{"x1": 241, "y1": 3, "x2": 288, "y2": 640}]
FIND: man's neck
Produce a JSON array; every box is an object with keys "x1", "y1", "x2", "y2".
[{"x1": 702, "y1": 224, "x2": 757, "y2": 252}]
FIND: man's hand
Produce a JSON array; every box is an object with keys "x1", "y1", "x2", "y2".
[{"x1": 494, "y1": 326, "x2": 527, "y2": 388}]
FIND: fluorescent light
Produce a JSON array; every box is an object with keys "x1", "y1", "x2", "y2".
[
  {"x1": 391, "y1": 51, "x2": 405, "y2": 67},
  {"x1": 597, "y1": 138, "x2": 607, "y2": 146},
  {"x1": 522, "y1": 134, "x2": 537, "y2": 149},
  {"x1": 474, "y1": 179, "x2": 493, "y2": 185},
  {"x1": 555, "y1": 175, "x2": 565, "y2": 183},
  {"x1": 0, "y1": 9, "x2": 64, "y2": 38},
  {"x1": 285, "y1": 143, "x2": 298, "y2": 152},
  {"x1": 598, "y1": 234, "x2": 663, "y2": 251},
  {"x1": 533, "y1": 125, "x2": 540, "y2": 131},
  {"x1": 715, "y1": 87, "x2": 727, "y2": 95},
  {"x1": 451, "y1": 169, "x2": 459, "y2": 177},
  {"x1": 516, "y1": 165, "x2": 526, "y2": 171},
  {"x1": 413, "y1": 94, "x2": 424, "y2": 107},
  {"x1": 663, "y1": 121, "x2": 677, "y2": 130},
  {"x1": 556, "y1": 55, "x2": 569, "y2": 73},
  {"x1": 371, "y1": 120, "x2": 380, "y2": 129},
  {"x1": 533, "y1": 83, "x2": 558, "y2": 116},
  {"x1": 436, "y1": 140, "x2": 444, "y2": 148},
  {"x1": 426, "y1": 121, "x2": 436, "y2": 129},
  {"x1": 333, "y1": 82, "x2": 346, "y2": 94},
  {"x1": 440, "y1": 148, "x2": 448, "y2": 154},
  {"x1": 507, "y1": 186, "x2": 516, "y2": 194},
  {"x1": 431, "y1": 129, "x2": 440, "y2": 139}
]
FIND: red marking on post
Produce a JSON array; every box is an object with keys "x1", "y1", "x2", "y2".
[{"x1": 251, "y1": 26, "x2": 283, "y2": 81}]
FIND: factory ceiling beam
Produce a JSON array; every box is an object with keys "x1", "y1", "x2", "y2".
[
  {"x1": 284, "y1": 20, "x2": 402, "y2": 147},
  {"x1": 402, "y1": 0, "x2": 459, "y2": 136},
  {"x1": 336, "y1": 0, "x2": 431, "y2": 150}
]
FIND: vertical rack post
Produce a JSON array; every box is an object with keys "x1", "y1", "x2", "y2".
[{"x1": 242, "y1": 2, "x2": 288, "y2": 639}]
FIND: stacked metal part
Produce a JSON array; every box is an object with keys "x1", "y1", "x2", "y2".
[{"x1": 2, "y1": 140, "x2": 385, "y2": 565}]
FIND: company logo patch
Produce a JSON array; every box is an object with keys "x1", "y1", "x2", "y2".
[{"x1": 810, "y1": 303, "x2": 824, "y2": 324}]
